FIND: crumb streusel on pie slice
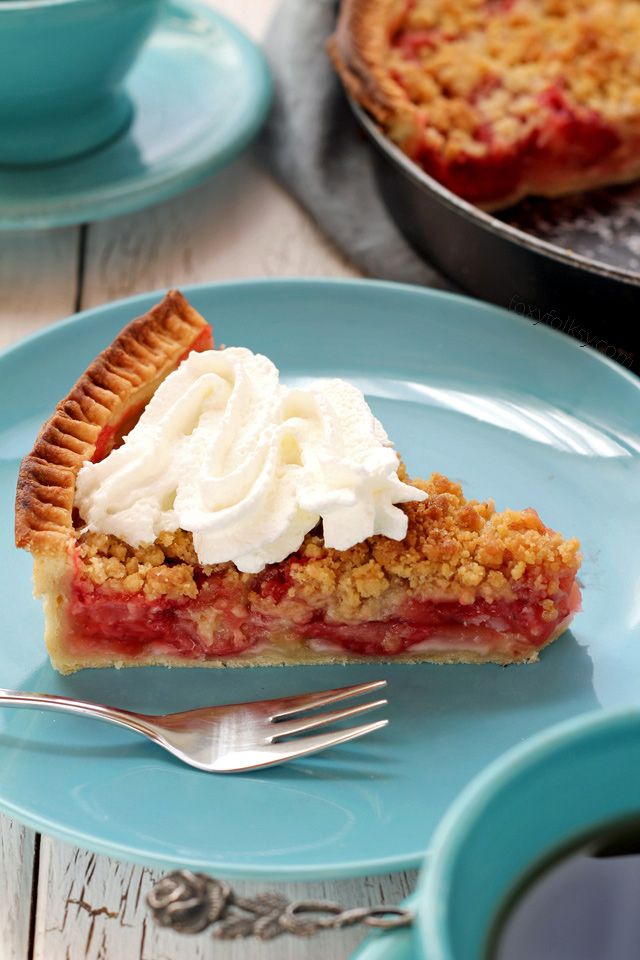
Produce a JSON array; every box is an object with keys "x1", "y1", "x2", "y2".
[
  {"x1": 15, "y1": 291, "x2": 581, "y2": 674},
  {"x1": 329, "y1": 0, "x2": 640, "y2": 209}
]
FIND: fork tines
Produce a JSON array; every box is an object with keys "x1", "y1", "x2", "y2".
[{"x1": 266, "y1": 680, "x2": 388, "y2": 758}]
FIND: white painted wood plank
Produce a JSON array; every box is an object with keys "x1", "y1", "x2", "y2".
[
  {"x1": 0, "y1": 815, "x2": 36, "y2": 960},
  {"x1": 34, "y1": 836, "x2": 417, "y2": 960},
  {"x1": 81, "y1": 154, "x2": 357, "y2": 310},
  {"x1": 209, "y1": 0, "x2": 274, "y2": 42},
  {"x1": 80, "y1": 0, "x2": 359, "y2": 311},
  {"x1": 0, "y1": 229, "x2": 80, "y2": 351}
]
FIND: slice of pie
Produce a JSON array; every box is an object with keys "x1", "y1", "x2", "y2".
[
  {"x1": 15, "y1": 291, "x2": 581, "y2": 674},
  {"x1": 329, "y1": 0, "x2": 640, "y2": 209}
]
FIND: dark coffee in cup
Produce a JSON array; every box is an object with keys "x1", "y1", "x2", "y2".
[{"x1": 489, "y1": 818, "x2": 640, "y2": 960}]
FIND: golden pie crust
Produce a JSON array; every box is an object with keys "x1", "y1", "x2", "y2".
[
  {"x1": 15, "y1": 291, "x2": 582, "y2": 673},
  {"x1": 15, "y1": 292, "x2": 213, "y2": 672},
  {"x1": 16, "y1": 290, "x2": 211, "y2": 557},
  {"x1": 329, "y1": 0, "x2": 640, "y2": 209}
]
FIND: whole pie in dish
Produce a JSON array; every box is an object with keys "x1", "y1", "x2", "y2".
[
  {"x1": 16, "y1": 291, "x2": 581, "y2": 674},
  {"x1": 329, "y1": 0, "x2": 640, "y2": 209}
]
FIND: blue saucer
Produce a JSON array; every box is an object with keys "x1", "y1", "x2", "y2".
[{"x1": 0, "y1": 0, "x2": 271, "y2": 231}]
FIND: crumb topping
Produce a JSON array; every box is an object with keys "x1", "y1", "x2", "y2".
[
  {"x1": 75, "y1": 472, "x2": 581, "y2": 623},
  {"x1": 77, "y1": 533, "x2": 201, "y2": 601},
  {"x1": 385, "y1": 0, "x2": 640, "y2": 159}
]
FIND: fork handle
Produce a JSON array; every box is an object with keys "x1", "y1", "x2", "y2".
[{"x1": 0, "y1": 688, "x2": 158, "y2": 742}]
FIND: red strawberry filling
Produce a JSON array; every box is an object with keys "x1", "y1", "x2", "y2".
[
  {"x1": 412, "y1": 90, "x2": 621, "y2": 205},
  {"x1": 387, "y1": 3, "x2": 629, "y2": 207},
  {"x1": 65, "y1": 565, "x2": 580, "y2": 663}
]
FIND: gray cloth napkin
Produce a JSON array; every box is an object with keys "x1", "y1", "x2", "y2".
[{"x1": 259, "y1": 0, "x2": 460, "y2": 290}]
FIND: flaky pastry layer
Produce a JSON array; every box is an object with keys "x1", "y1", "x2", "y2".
[{"x1": 15, "y1": 290, "x2": 212, "y2": 558}]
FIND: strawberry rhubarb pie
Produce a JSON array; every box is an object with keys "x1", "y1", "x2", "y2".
[
  {"x1": 329, "y1": 0, "x2": 640, "y2": 208},
  {"x1": 15, "y1": 291, "x2": 581, "y2": 674}
]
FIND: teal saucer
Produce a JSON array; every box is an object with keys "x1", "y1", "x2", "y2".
[{"x1": 0, "y1": 0, "x2": 271, "y2": 231}]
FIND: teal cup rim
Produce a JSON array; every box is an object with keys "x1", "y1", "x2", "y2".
[{"x1": 416, "y1": 706, "x2": 640, "y2": 960}]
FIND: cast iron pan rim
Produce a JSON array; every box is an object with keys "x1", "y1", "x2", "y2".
[{"x1": 350, "y1": 98, "x2": 640, "y2": 288}]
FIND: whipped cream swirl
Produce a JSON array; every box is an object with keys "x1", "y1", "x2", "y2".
[{"x1": 75, "y1": 348, "x2": 426, "y2": 573}]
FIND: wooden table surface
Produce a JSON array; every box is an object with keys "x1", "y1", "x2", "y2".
[{"x1": 0, "y1": 1, "x2": 419, "y2": 957}]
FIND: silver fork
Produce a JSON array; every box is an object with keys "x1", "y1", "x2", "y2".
[{"x1": 0, "y1": 680, "x2": 388, "y2": 772}]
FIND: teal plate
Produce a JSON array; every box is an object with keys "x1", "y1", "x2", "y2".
[
  {"x1": 0, "y1": 0, "x2": 271, "y2": 231},
  {"x1": 0, "y1": 280, "x2": 638, "y2": 878}
]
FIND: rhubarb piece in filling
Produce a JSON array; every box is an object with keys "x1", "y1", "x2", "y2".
[
  {"x1": 15, "y1": 291, "x2": 582, "y2": 674},
  {"x1": 329, "y1": 0, "x2": 640, "y2": 209}
]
